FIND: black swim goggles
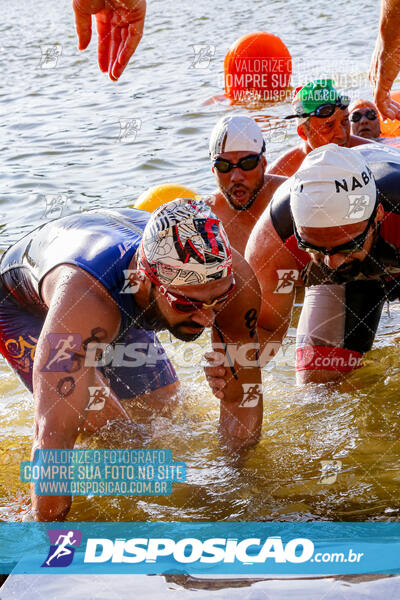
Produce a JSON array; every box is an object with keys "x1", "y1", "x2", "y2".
[
  {"x1": 284, "y1": 95, "x2": 350, "y2": 120},
  {"x1": 213, "y1": 143, "x2": 265, "y2": 174},
  {"x1": 350, "y1": 109, "x2": 378, "y2": 123},
  {"x1": 293, "y1": 204, "x2": 378, "y2": 256}
]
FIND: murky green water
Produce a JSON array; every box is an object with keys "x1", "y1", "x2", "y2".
[{"x1": 1, "y1": 0, "x2": 400, "y2": 594}]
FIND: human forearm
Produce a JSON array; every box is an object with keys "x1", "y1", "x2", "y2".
[
  {"x1": 30, "y1": 331, "x2": 97, "y2": 520},
  {"x1": 211, "y1": 323, "x2": 263, "y2": 449},
  {"x1": 379, "y1": 0, "x2": 400, "y2": 45},
  {"x1": 370, "y1": 0, "x2": 400, "y2": 118}
]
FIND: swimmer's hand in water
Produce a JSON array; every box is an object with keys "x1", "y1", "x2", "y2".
[
  {"x1": 204, "y1": 351, "x2": 227, "y2": 400},
  {"x1": 72, "y1": 0, "x2": 146, "y2": 81}
]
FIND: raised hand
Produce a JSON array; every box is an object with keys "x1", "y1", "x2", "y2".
[{"x1": 73, "y1": 0, "x2": 146, "y2": 81}]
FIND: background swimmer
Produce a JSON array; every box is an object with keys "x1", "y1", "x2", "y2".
[
  {"x1": 267, "y1": 79, "x2": 370, "y2": 177},
  {"x1": 206, "y1": 115, "x2": 286, "y2": 254},
  {"x1": 0, "y1": 200, "x2": 262, "y2": 520},
  {"x1": 349, "y1": 99, "x2": 381, "y2": 139}
]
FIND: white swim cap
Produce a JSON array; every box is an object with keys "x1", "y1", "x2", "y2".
[
  {"x1": 138, "y1": 198, "x2": 232, "y2": 286},
  {"x1": 209, "y1": 115, "x2": 265, "y2": 158},
  {"x1": 290, "y1": 144, "x2": 377, "y2": 228}
]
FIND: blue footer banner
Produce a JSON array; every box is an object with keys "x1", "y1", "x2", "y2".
[{"x1": 1, "y1": 523, "x2": 400, "y2": 575}]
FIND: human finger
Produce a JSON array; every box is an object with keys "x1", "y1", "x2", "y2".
[
  {"x1": 73, "y1": 7, "x2": 93, "y2": 50},
  {"x1": 111, "y1": 21, "x2": 144, "y2": 80},
  {"x1": 95, "y1": 11, "x2": 112, "y2": 73}
]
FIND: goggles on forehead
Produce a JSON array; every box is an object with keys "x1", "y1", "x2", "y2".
[{"x1": 284, "y1": 96, "x2": 350, "y2": 120}]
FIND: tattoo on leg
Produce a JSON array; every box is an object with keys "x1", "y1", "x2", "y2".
[
  {"x1": 244, "y1": 308, "x2": 257, "y2": 338},
  {"x1": 82, "y1": 327, "x2": 107, "y2": 351},
  {"x1": 57, "y1": 376, "x2": 75, "y2": 398},
  {"x1": 68, "y1": 353, "x2": 83, "y2": 373}
]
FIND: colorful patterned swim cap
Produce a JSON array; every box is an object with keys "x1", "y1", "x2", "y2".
[{"x1": 138, "y1": 198, "x2": 232, "y2": 286}]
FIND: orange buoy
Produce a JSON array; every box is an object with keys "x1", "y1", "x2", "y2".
[
  {"x1": 224, "y1": 31, "x2": 291, "y2": 103},
  {"x1": 380, "y1": 90, "x2": 400, "y2": 137}
]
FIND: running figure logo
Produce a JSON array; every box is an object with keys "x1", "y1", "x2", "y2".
[
  {"x1": 43, "y1": 193, "x2": 68, "y2": 219},
  {"x1": 319, "y1": 460, "x2": 342, "y2": 485},
  {"x1": 274, "y1": 269, "x2": 299, "y2": 294},
  {"x1": 42, "y1": 334, "x2": 82, "y2": 372},
  {"x1": 344, "y1": 195, "x2": 369, "y2": 220},
  {"x1": 121, "y1": 269, "x2": 141, "y2": 294},
  {"x1": 42, "y1": 529, "x2": 82, "y2": 568},
  {"x1": 118, "y1": 119, "x2": 142, "y2": 143},
  {"x1": 40, "y1": 44, "x2": 62, "y2": 69},
  {"x1": 239, "y1": 383, "x2": 262, "y2": 408},
  {"x1": 87, "y1": 387, "x2": 109, "y2": 411},
  {"x1": 190, "y1": 45, "x2": 216, "y2": 69}
]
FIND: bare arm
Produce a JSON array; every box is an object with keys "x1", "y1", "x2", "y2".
[
  {"x1": 31, "y1": 265, "x2": 121, "y2": 521},
  {"x1": 266, "y1": 147, "x2": 305, "y2": 177},
  {"x1": 245, "y1": 210, "x2": 299, "y2": 364},
  {"x1": 211, "y1": 251, "x2": 263, "y2": 450},
  {"x1": 369, "y1": 0, "x2": 400, "y2": 119},
  {"x1": 204, "y1": 215, "x2": 299, "y2": 406}
]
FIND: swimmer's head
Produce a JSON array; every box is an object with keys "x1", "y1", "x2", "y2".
[
  {"x1": 137, "y1": 199, "x2": 234, "y2": 341},
  {"x1": 139, "y1": 198, "x2": 232, "y2": 286},
  {"x1": 290, "y1": 144, "x2": 383, "y2": 272},
  {"x1": 349, "y1": 99, "x2": 380, "y2": 139},
  {"x1": 209, "y1": 115, "x2": 266, "y2": 210},
  {"x1": 286, "y1": 80, "x2": 351, "y2": 149}
]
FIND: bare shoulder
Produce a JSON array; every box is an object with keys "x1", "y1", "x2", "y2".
[
  {"x1": 231, "y1": 247, "x2": 259, "y2": 289},
  {"x1": 248, "y1": 201, "x2": 275, "y2": 243},
  {"x1": 204, "y1": 192, "x2": 222, "y2": 209},
  {"x1": 266, "y1": 145, "x2": 305, "y2": 176},
  {"x1": 264, "y1": 173, "x2": 287, "y2": 193},
  {"x1": 350, "y1": 135, "x2": 373, "y2": 147},
  {"x1": 41, "y1": 265, "x2": 121, "y2": 337}
]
